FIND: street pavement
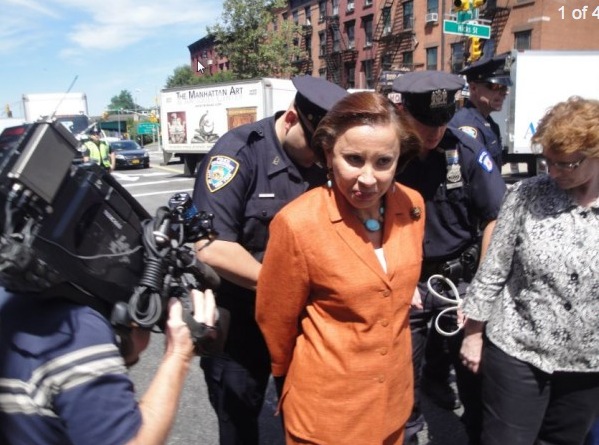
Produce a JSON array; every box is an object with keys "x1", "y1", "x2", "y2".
[{"x1": 130, "y1": 334, "x2": 469, "y2": 445}]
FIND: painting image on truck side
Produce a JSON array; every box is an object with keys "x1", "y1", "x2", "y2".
[
  {"x1": 167, "y1": 111, "x2": 187, "y2": 144},
  {"x1": 191, "y1": 110, "x2": 220, "y2": 143},
  {"x1": 227, "y1": 106, "x2": 257, "y2": 131}
]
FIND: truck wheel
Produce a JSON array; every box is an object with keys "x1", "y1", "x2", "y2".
[{"x1": 183, "y1": 154, "x2": 202, "y2": 177}]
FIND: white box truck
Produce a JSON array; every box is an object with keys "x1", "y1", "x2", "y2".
[
  {"x1": 160, "y1": 78, "x2": 297, "y2": 176},
  {"x1": 494, "y1": 50, "x2": 599, "y2": 176},
  {"x1": 22, "y1": 92, "x2": 90, "y2": 138}
]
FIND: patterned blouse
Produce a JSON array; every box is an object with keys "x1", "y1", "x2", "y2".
[{"x1": 462, "y1": 174, "x2": 599, "y2": 373}]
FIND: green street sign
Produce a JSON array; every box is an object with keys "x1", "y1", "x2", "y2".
[
  {"x1": 443, "y1": 19, "x2": 491, "y2": 39},
  {"x1": 137, "y1": 122, "x2": 158, "y2": 135}
]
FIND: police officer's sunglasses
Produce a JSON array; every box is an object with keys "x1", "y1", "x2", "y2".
[{"x1": 477, "y1": 82, "x2": 508, "y2": 92}]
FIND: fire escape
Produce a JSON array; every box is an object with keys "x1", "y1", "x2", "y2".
[
  {"x1": 373, "y1": 0, "x2": 416, "y2": 91},
  {"x1": 293, "y1": 21, "x2": 314, "y2": 75},
  {"x1": 479, "y1": 0, "x2": 511, "y2": 48},
  {"x1": 322, "y1": 11, "x2": 356, "y2": 86}
]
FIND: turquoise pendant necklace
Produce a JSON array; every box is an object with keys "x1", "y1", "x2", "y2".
[{"x1": 363, "y1": 203, "x2": 385, "y2": 232}]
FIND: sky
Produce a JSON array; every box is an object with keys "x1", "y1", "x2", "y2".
[{"x1": 0, "y1": 0, "x2": 223, "y2": 118}]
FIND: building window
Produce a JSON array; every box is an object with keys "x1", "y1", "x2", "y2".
[
  {"x1": 346, "y1": 64, "x2": 356, "y2": 88},
  {"x1": 403, "y1": 1, "x2": 414, "y2": 29},
  {"x1": 319, "y1": 68, "x2": 327, "y2": 78},
  {"x1": 426, "y1": 47, "x2": 438, "y2": 70},
  {"x1": 319, "y1": 0, "x2": 326, "y2": 22},
  {"x1": 427, "y1": 0, "x2": 439, "y2": 13},
  {"x1": 451, "y1": 42, "x2": 466, "y2": 73},
  {"x1": 363, "y1": 16, "x2": 373, "y2": 47},
  {"x1": 363, "y1": 59, "x2": 374, "y2": 88},
  {"x1": 382, "y1": 7, "x2": 392, "y2": 35},
  {"x1": 332, "y1": 0, "x2": 339, "y2": 16},
  {"x1": 402, "y1": 51, "x2": 413, "y2": 69},
  {"x1": 292, "y1": 10, "x2": 299, "y2": 25},
  {"x1": 306, "y1": 35, "x2": 312, "y2": 58},
  {"x1": 319, "y1": 31, "x2": 326, "y2": 56},
  {"x1": 347, "y1": 0, "x2": 355, "y2": 12},
  {"x1": 381, "y1": 53, "x2": 392, "y2": 70},
  {"x1": 365, "y1": 0, "x2": 373, "y2": 6},
  {"x1": 293, "y1": 38, "x2": 300, "y2": 61},
  {"x1": 333, "y1": 28, "x2": 341, "y2": 52},
  {"x1": 305, "y1": 6, "x2": 311, "y2": 25},
  {"x1": 514, "y1": 30, "x2": 532, "y2": 50},
  {"x1": 346, "y1": 21, "x2": 355, "y2": 49}
]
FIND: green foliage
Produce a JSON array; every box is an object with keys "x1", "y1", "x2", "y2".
[
  {"x1": 108, "y1": 90, "x2": 139, "y2": 113},
  {"x1": 209, "y1": 0, "x2": 301, "y2": 79},
  {"x1": 165, "y1": 65, "x2": 238, "y2": 88}
]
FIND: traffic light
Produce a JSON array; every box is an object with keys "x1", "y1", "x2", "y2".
[
  {"x1": 454, "y1": 0, "x2": 470, "y2": 11},
  {"x1": 472, "y1": 0, "x2": 486, "y2": 7},
  {"x1": 468, "y1": 37, "x2": 483, "y2": 63}
]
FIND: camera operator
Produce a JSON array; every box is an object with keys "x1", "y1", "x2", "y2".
[{"x1": 0, "y1": 287, "x2": 217, "y2": 445}]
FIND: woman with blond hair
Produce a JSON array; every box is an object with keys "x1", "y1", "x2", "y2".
[{"x1": 460, "y1": 96, "x2": 599, "y2": 445}]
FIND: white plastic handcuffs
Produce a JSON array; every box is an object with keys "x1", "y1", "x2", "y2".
[{"x1": 426, "y1": 274, "x2": 463, "y2": 337}]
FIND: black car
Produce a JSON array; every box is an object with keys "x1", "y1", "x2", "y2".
[{"x1": 110, "y1": 140, "x2": 150, "y2": 169}]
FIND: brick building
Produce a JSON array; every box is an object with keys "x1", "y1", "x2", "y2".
[{"x1": 188, "y1": 0, "x2": 599, "y2": 91}]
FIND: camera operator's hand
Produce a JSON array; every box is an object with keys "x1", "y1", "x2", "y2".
[
  {"x1": 165, "y1": 289, "x2": 217, "y2": 361},
  {"x1": 129, "y1": 288, "x2": 217, "y2": 445}
]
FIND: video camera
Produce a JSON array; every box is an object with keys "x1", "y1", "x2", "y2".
[{"x1": 0, "y1": 120, "x2": 222, "y2": 351}]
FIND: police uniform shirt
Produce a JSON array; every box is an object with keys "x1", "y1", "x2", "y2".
[
  {"x1": 192, "y1": 113, "x2": 324, "y2": 358},
  {"x1": 396, "y1": 127, "x2": 506, "y2": 260},
  {"x1": 193, "y1": 113, "x2": 323, "y2": 259},
  {"x1": 451, "y1": 100, "x2": 503, "y2": 167}
]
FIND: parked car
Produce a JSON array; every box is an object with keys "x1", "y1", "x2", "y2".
[{"x1": 109, "y1": 140, "x2": 150, "y2": 169}]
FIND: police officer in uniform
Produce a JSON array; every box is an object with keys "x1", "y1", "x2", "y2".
[
  {"x1": 192, "y1": 76, "x2": 347, "y2": 445},
  {"x1": 82, "y1": 128, "x2": 115, "y2": 171},
  {"x1": 393, "y1": 71, "x2": 506, "y2": 445},
  {"x1": 451, "y1": 53, "x2": 512, "y2": 168}
]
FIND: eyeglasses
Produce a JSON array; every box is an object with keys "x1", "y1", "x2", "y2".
[
  {"x1": 478, "y1": 82, "x2": 508, "y2": 92},
  {"x1": 542, "y1": 156, "x2": 587, "y2": 171}
]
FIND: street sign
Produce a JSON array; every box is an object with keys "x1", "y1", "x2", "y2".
[
  {"x1": 137, "y1": 122, "x2": 158, "y2": 135},
  {"x1": 443, "y1": 19, "x2": 491, "y2": 39}
]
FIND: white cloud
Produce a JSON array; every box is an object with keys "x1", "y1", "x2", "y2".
[
  {"x1": 0, "y1": 0, "x2": 222, "y2": 57},
  {"x1": 55, "y1": 0, "x2": 222, "y2": 51},
  {"x1": 4, "y1": 0, "x2": 61, "y2": 18}
]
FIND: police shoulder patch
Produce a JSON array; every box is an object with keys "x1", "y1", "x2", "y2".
[
  {"x1": 477, "y1": 150, "x2": 494, "y2": 173},
  {"x1": 206, "y1": 155, "x2": 240, "y2": 192},
  {"x1": 459, "y1": 126, "x2": 478, "y2": 139}
]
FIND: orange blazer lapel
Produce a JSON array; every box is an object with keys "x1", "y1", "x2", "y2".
[{"x1": 325, "y1": 187, "x2": 391, "y2": 285}]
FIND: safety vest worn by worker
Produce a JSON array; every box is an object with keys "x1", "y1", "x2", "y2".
[{"x1": 83, "y1": 140, "x2": 111, "y2": 169}]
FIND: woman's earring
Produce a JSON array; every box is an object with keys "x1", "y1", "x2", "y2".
[{"x1": 326, "y1": 169, "x2": 333, "y2": 188}]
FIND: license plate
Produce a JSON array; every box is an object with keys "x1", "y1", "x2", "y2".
[{"x1": 131, "y1": 159, "x2": 140, "y2": 164}]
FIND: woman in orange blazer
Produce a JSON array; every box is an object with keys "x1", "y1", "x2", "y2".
[{"x1": 256, "y1": 92, "x2": 425, "y2": 445}]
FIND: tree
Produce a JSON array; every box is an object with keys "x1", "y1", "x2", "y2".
[
  {"x1": 108, "y1": 90, "x2": 138, "y2": 113},
  {"x1": 165, "y1": 65, "x2": 237, "y2": 88},
  {"x1": 208, "y1": 0, "x2": 301, "y2": 79}
]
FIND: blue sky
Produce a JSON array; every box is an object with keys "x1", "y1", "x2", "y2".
[{"x1": 0, "y1": 0, "x2": 223, "y2": 117}]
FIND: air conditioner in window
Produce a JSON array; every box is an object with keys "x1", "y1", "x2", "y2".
[
  {"x1": 347, "y1": 3, "x2": 354, "y2": 12},
  {"x1": 425, "y1": 12, "x2": 438, "y2": 23}
]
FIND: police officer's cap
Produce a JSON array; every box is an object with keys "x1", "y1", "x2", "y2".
[
  {"x1": 292, "y1": 76, "x2": 348, "y2": 136},
  {"x1": 392, "y1": 71, "x2": 465, "y2": 127},
  {"x1": 460, "y1": 53, "x2": 513, "y2": 86},
  {"x1": 88, "y1": 127, "x2": 101, "y2": 135}
]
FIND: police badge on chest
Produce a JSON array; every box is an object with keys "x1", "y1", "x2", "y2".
[{"x1": 445, "y1": 148, "x2": 463, "y2": 189}]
